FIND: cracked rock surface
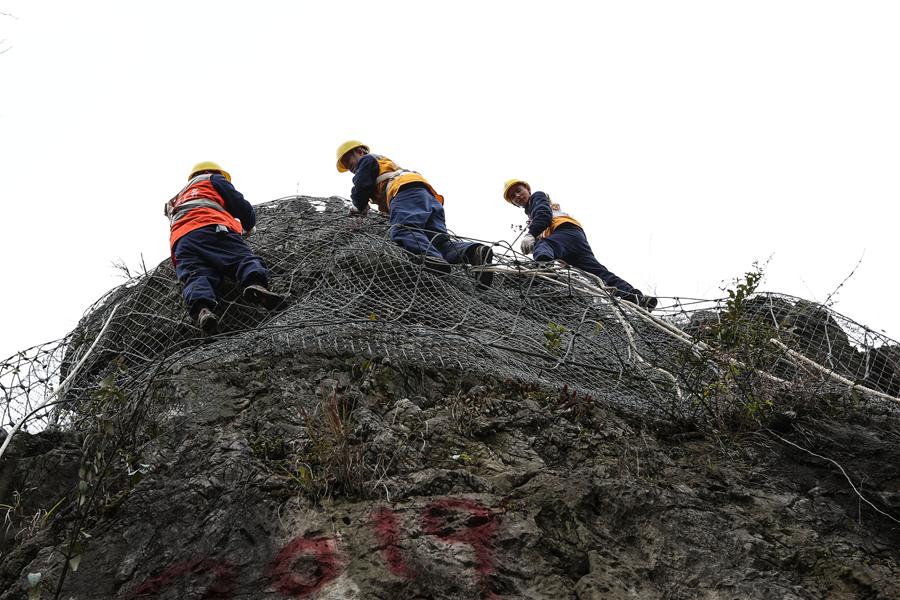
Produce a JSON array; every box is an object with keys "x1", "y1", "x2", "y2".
[{"x1": 2, "y1": 350, "x2": 898, "y2": 599}]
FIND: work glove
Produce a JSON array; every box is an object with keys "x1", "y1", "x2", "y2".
[
  {"x1": 242, "y1": 226, "x2": 256, "y2": 239},
  {"x1": 348, "y1": 204, "x2": 368, "y2": 217},
  {"x1": 520, "y1": 234, "x2": 536, "y2": 255}
]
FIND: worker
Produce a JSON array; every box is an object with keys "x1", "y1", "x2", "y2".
[
  {"x1": 165, "y1": 161, "x2": 283, "y2": 333},
  {"x1": 502, "y1": 179, "x2": 657, "y2": 311},
  {"x1": 335, "y1": 140, "x2": 494, "y2": 287}
]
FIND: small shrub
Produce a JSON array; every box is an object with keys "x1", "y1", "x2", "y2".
[
  {"x1": 544, "y1": 322, "x2": 567, "y2": 356},
  {"x1": 294, "y1": 387, "x2": 366, "y2": 500},
  {"x1": 688, "y1": 263, "x2": 786, "y2": 430}
]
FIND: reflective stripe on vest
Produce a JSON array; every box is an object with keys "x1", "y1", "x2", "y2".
[
  {"x1": 167, "y1": 198, "x2": 226, "y2": 226},
  {"x1": 171, "y1": 174, "x2": 218, "y2": 209},
  {"x1": 167, "y1": 174, "x2": 244, "y2": 250}
]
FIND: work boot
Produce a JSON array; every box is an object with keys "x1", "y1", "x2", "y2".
[
  {"x1": 639, "y1": 295, "x2": 659, "y2": 312},
  {"x1": 617, "y1": 291, "x2": 642, "y2": 306},
  {"x1": 243, "y1": 284, "x2": 284, "y2": 310},
  {"x1": 465, "y1": 244, "x2": 495, "y2": 289},
  {"x1": 618, "y1": 291, "x2": 658, "y2": 312},
  {"x1": 419, "y1": 255, "x2": 452, "y2": 277},
  {"x1": 197, "y1": 307, "x2": 218, "y2": 334}
]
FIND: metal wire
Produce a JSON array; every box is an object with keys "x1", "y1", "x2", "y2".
[{"x1": 2, "y1": 195, "x2": 899, "y2": 437}]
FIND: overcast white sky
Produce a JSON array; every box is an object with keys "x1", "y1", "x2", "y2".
[{"x1": 1, "y1": 1, "x2": 898, "y2": 361}]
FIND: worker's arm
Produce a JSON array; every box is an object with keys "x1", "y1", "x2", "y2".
[
  {"x1": 350, "y1": 154, "x2": 379, "y2": 212},
  {"x1": 210, "y1": 174, "x2": 257, "y2": 231},
  {"x1": 526, "y1": 191, "x2": 553, "y2": 237}
]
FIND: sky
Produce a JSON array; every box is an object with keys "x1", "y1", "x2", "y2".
[{"x1": 0, "y1": 1, "x2": 898, "y2": 361}]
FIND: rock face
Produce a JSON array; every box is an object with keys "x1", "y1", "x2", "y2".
[
  {"x1": 1, "y1": 196, "x2": 899, "y2": 599},
  {"x1": 3, "y1": 356, "x2": 899, "y2": 599}
]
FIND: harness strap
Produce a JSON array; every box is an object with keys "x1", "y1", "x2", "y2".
[
  {"x1": 376, "y1": 169, "x2": 416, "y2": 185},
  {"x1": 168, "y1": 198, "x2": 226, "y2": 226}
]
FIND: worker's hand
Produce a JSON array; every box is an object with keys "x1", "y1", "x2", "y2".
[
  {"x1": 520, "y1": 234, "x2": 536, "y2": 255},
  {"x1": 348, "y1": 204, "x2": 368, "y2": 217},
  {"x1": 242, "y1": 226, "x2": 256, "y2": 239}
]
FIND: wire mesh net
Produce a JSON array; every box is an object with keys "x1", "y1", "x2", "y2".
[{"x1": 2, "y1": 194, "x2": 899, "y2": 437}]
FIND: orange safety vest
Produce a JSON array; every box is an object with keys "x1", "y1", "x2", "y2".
[
  {"x1": 371, "y1": 154, "x2": 444, "y2": 211},
  {"x1": 540, "y1": 201, "x2": 582, "y2": 239},
  {"x1": 166, "y1": 174, "x2": 244, "y2": 249}
]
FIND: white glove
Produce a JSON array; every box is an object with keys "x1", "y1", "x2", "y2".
[
  {"x1": 242, "y1": 226, "x2": 256, "y2": 239},
  {"x1": 348, "y1": 204, "x2": 368, "y2": 217},
  {"x1": 520, "y1": 234, "x2": 536, "y2": 255}
]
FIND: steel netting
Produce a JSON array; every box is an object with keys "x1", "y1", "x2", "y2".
[{"x1": 2, "y1": 195, "x2": 899, "y2": 436}]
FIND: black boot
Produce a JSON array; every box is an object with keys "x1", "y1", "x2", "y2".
[
  {"x1": 197, "y1": 307, "x2": 219, "y2": 334},
  {"x1": 464, "y1": 244, "x2": 494, "y2": 290},
  {"x1": 639, "y1": 295, "x2": 658, "y2": 312},
  {"x1": 421, "y1": 256, "x2": 452, "y2": 277},
  {"x1": 618, "y1": 290, "x2": 658, "y2": 313},
  {"x1": 243, "y1": 284, "x2": 285, "y2": 310},
  {"x1": 617, "y1": 291, "x2": 642, "y2": 305}
]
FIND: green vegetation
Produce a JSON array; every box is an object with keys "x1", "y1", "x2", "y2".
[
  {"x1": 544, "y1": 322, "x2": 567, "y2": 356},
  {"x1": 689, "y1": 263, "x2": 784, "y2": 430}
]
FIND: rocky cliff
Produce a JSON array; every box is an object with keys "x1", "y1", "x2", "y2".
[{"x1": 1, "y1": 196, "x2": 898, "y2": 599}]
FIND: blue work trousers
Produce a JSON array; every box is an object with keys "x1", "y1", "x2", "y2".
[
  {"x1": 533, "y1": 224, "x2": 641, "y2": 298},
  {"x1": 173, "y1": 226, "x2": 269, "y2": 316},
  {"x1": 389, "y1": 186, "x2": 477, "y2": 263}
]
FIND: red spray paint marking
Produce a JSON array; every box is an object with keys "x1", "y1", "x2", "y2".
[
  {"x1": 267, "y1": 535, "x2": 344, "y2": 598},
  {"x1": 129, "y1": 558, "x2": 235, "y2": 599},
  {"x1": 371, "y1": 507, "x2": 416, "y2": 579},
  {"x1": 421, "y1": 498, "x2": 500, "y2": 598}
]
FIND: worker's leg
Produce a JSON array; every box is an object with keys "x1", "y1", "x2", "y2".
[
  {"x1": 551, "y1": 225, "x2": 643, "y2": 299},
  {"x1": 413, "y1": 200, "x2": 493, "y2": 286},
  {"x1": 208, "y1": 229, "x2": 285, "y2": 309},
  {"x1": 388, "y1": 187, "x2": 445, "y2": 260},
  {"x1": 173, "y1": 227, "x2": 224, "y2": 317},
  {"x1": 532, "y1": 236, "x2": 562, "y2": 262},
  {"x1": 214, "y1": 230, "x2": 269, "y2": 288},
  {"x1": 416, "y1": 199, "x2": 482, "y2": 265}
]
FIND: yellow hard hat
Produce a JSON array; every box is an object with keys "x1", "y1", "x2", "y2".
[
  {"x1": 503, "y1": 179, "x2": 530, "y2": 202},
  {"x1": 335, "y1": 140, "x2": 369, "y2": 173},
  {"x1": 189, "y1": 161, "x2": 231, "y2": 182}
]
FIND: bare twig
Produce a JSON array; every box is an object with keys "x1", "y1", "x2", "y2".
[{"x1": 823, "y1": 252, "x2": 865, "y2": 308}]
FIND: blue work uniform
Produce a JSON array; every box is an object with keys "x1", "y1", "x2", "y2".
[
  {"x1": 351, "y1": 154, "x2": 477, "y2": 263},
  {"x1": 524, "y1": 191, "x2": 643, "y2": 300},
  {"x1": 168, "y1": 174, "x2": 269, "y2": 316}
]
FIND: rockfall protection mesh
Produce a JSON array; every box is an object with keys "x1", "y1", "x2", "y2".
[{"x1": 2, "y1": 195, "x2": 899, "y2": 439}]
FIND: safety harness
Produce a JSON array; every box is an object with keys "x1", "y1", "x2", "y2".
[{"x1": 166, "y1": 174, "x2": 228, "y2": 226}]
